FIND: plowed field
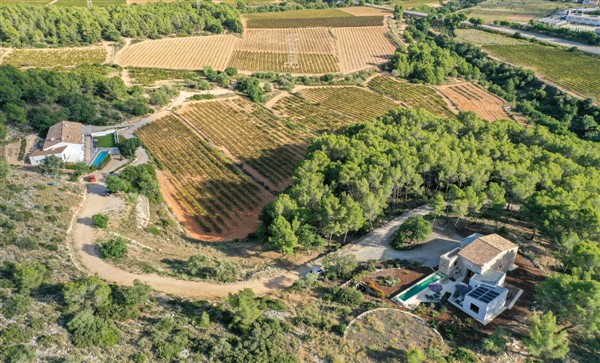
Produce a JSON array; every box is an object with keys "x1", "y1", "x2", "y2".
[{"x1": 437, "y1": 82, "x2": 511, "y2": 122}]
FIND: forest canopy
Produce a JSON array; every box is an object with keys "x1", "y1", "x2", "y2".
[
  {"x1": 263, "y1": 108, "x2": 600, "y2": 253},
  {"x1": 0, "y1": 0, "x2": 242, "y2": 47}
]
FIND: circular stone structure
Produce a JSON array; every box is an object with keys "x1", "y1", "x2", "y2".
[{"x1": 344, "y1": 308, "x2": 446, "y2": 362}]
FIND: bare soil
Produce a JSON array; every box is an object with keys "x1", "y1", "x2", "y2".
[{"x1": 360, "y1": 267, "x2": 429, "y2": 297}]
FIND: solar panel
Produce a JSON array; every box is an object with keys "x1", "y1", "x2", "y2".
[{"x1": 467, "y1": 286, "x2": 500, "y2": 303}]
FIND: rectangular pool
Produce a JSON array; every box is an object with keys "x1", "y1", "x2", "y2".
[
  {"x1": 397, "y1": 272, "x2": 444, "y2": 302},
  {"x1": 91, "y1": 151, "x2": 109, "y2": 168}
]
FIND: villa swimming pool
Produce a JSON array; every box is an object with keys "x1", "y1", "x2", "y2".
[
  {"x1": 397, "y1": 272, "x2": 445, "y2": 302},
  {"x1": 91, "y1": 151, "x2": 109, "y2": 168}
]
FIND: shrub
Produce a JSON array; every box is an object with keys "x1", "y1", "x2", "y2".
[
  {"x1": 100, "y1": 237, "x2": 128, "y2": 260},
  {"x1": 92, "y1": 213, "x2": 109, "y2": 228},
  {"x1": 450, "y1": 347, "x2": 478, "y2": 362},
  {"x1": 1, "y1": 294, "x2": 32, "y2": 318},
  {"x1": 13, "y1": 262, "x2": 47, "y2": 293},
  {"x1": 406, "y1": 347, "x2": 426, "y2": 363},
  {"x1": 66, "y1": 310, "x2": 120, "y2": 348},
  {"x1": 329, "y1": 287, "x2": 364, "y2": 307},
  {"x1": 391, "y1": 215, "x2": 432, "y2": 250},
  {"x1": 482, "y1": 327, "x2": 508, "y2": 354}
]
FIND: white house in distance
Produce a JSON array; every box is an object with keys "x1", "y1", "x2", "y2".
[
  {"x1": 439, "y1": 233, "x2": 523, "y2": 324},
  {"x1": 29, "y1": 121, "x2": 85, "y2": 166}
]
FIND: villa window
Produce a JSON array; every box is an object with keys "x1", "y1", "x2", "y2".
[{"x1": 470, "y1": 303, "x2": 480, "y2": 314}]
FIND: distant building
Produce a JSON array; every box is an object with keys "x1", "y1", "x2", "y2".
[
  {"x1": 565, "y1": 7, "x2": 600, "y2": 27},
  {"x1": 29, "y1": 121, "x2": 84, "y2": 166},
  {"x1": 582, "y1": 0, "x2": 599, "y2": 6}
]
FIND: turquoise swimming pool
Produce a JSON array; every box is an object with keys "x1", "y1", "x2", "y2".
[
  {"x1": 397, "y1": 272, "x2": 444, "y2": 301},
  {"x1": 91, "y1": 151, "x2": 109, "y2": 168}
]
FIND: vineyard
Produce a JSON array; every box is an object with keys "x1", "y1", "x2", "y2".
[
  {"x1": 298, "y1": 86, "x2": 399, "y2": 121},
  {"x1": 136, "y1": 114, "x2": 268, "y2": 239},
  {"x1": 228, "y1": 51, "x2": 340, "y2": 74},
  {"x1": 367, "y1": 76, "x2": 456, "y2": 118},
  {"x1": 239, "y1": 28, "x2": 336, "y2": 54},
  {"x1": 437, "y1": 82, "x2": 511, "y2": 122},
  {"x1": 244, "y1": 9, "x2": 384, "y2": 28},
  {"x1": 54, "y1": 0, "x2": 126, "y2": 5},
  {"x1": 127, "y1": 67, "x2": 202, "y2": 86},
  {"x1": 115, "y1": 35, "x2": 240, "y2": 71},
  {"x1": 463, "y1": 0, "x2": 574, "y2": 23},
  {"x1": 269, "y1": 95, "x2": 355, "y2": 133},
  {"x1": 177, "y1": 98, "x2": 309, "y2": 189},
  {"x1": 483, "y1": 43, "x2": 600, "y2": 101},
  {"x1": 1, "y1": 46, "x2": 106, "y2": 67},
  {"x1": 333, "y1": 26, "x2": 397, "y2": 73},
  {"x1": 455, "y1": 29, "x2": 525, "y2": 46}
]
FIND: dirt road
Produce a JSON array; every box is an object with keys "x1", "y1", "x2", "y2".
[{"x1": 69, "y1": 179, "x2": 434, "y2": 298}]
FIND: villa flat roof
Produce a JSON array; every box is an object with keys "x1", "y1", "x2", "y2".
[{"x1": 467, "y1": 284, "x2": 504, "y2": 304}]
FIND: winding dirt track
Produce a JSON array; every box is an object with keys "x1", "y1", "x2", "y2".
[{"x1": 70, "y1": 186, "x2": 301, "y2": 299}]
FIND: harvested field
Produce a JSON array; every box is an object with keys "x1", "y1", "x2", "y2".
[
  {"x1": 333, "y1": 26, "x2": 396, "y2": 73},
  {"x1": 2, "y1": 46, "x2": 107, "y2": 67},
  {"x1": 239, "y1": 28, "x2": 336, "y2": 54},
  {"x1": 229, "y1": 51, "x2": 340, "y2": 74},
  {"x1": 437, "y1": 82, "x2": 511, "y2": 122},
  {"x1": 368, "y1": 76, "x2": 456, "y2": 118},
  {"x1": 244, "y1": 9, "x2": 384, "y2": 28},
  {"x1": 298, "y1": 86, "x2": 399, "y2": 121},
  {"x1": 115, "y1": 35, "x2": 240, "y2": 70},
  {"x1": 177, "y1": 98, "x2": 309, "y2": 189},
  {"x1": 345, "y1": 309, "x2": 447, "y2": 362},
  {"x1": 136, "y1": 114, "x2": 269, "y2": 240}
]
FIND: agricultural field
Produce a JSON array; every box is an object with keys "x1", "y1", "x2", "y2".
[
  {"x1": 298, "y1": 86, "x2": 399, "y2": 121},
  {"x1": 115, "y1": 35, "x2": 240, "y2": 71},
  {"x1": 484, "y1": 43, "x2": 600, "y2": 101},
  {"x1": 239, "y1": 28, "x2": 336, "y2": 54},
  {"x1": 136, "y1": 114, "x2": 268, "y2": 239},
  {"x1": 1, "y1": 46, "x2": 106, "y2": 67},
  {"x1": 462, "y1": 0, "x2": 575, "y2": 23},
  {"x1": 0, "y1": 0, "x2": 51, "y2": 4},
  {"x1": 269, "y1": 94, "x2": 355, "y2": 133},
  {"x1": 127, "y1": 67, "x2": 203, "y2": 86},
  {"x1": 177, "y1": 98, "x2": 309, "y2": 189},
  {"x1": 368, "y1": 76, "x2": 456, "y2": 118},
  {"x1": 54, "y1": 0, "x2": 126, "y2": 5},
  {"x1": 455, "y1": 28, "x2": 525, "y2": 45},
  {"x1": 228, "y1": 51, "x2": 340, "y2": 74},
  {"x1": 333, "y1": 26, "x2": 397, "y2": 73},
  {"x1": 339, "y1": 6, "x2": 393, "y2": 16},
  {"x1": 244, "y1": 8, "x2": 385, "y2": 28},
  {"x1": 437, "y1": 82, "x2": 511, "y2": 122}
]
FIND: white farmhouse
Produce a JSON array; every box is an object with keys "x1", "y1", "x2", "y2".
[
  {"x1": 29, "y1": 121, "x2": 85, "y2": 166},
  {"x1": 439, "y1": 233, "x2": 523, "y2": 324}
]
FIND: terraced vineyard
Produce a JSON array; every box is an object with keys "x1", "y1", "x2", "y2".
[
  {"x1": 127, "y1": 67, "x2": 202, "y2": 86},
  {"x1": 136, "y1": 115, "x2": 266, "y2": 237},
  {"x1": 177, "y1": 98, "x2": 309, "y2": 189},
  {"x1": 484, "y1": 43, "x2": 600, "y2": 101},
  {"x1": 270, "y1": 95, "x2": 355, "y2": 133},
  {"x1": 437, "y1": 82, "x2": 511, "y2": 122},
  {"x1": 368, "y1": 76, "x2": 455, "y2": 118},
  {"x1": 298, "y1": 86, "x2": 399, "y2": 121},
  {"x1": 333, "y1": 26, "x2": 397, "y2": 73},
  {"x1": 228, "y1": 51, "x2": 340, "y2": 74},
  {"x1": 2, "y1": 46, "x2": 106, "y2": 67},
  {"x1": 116, "y1": 35, "x2": 240, "y2": 70}
]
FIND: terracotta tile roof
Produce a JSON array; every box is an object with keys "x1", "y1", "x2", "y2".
[
  {"x1": 458, "y1": 234, "x2": 517, "y2": 266},
  {"x1": 43, "y1": 121, "x2": 83, "y2": 149},
  {"x1": 30, "y1": 145, "x2": 68, "y2": 157}
]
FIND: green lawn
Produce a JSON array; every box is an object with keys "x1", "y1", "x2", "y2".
[{"x1": 94, "y1": 134, "x2": 116, "y2": 148}]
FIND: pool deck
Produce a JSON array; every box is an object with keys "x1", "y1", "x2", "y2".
[{"x1": 391, "y1": 272, "x2": 457, "y2": 310}]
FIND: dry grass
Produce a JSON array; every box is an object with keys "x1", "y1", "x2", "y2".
[{"x1": 455, "y1": 28, "x2": 526, "y2": 45}]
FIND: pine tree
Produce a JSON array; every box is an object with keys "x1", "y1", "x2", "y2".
[{"x1": 525, "y1": 311, "x2": 569, "y2": 360}]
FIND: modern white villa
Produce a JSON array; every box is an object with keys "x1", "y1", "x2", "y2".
[
  {"x1": 392, "y1": 233, "x2": 523, "y2": 325},
  {"x1": 29, "y1": 121, "x2": 85, "y2": 166}
]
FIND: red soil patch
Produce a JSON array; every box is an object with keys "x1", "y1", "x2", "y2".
[
  {"x1": 437, "y1": 81, "x2": 511, "y2": 122},
  {"x1": 361, "y1": 267, "x2": 430, "y2": 298}
]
